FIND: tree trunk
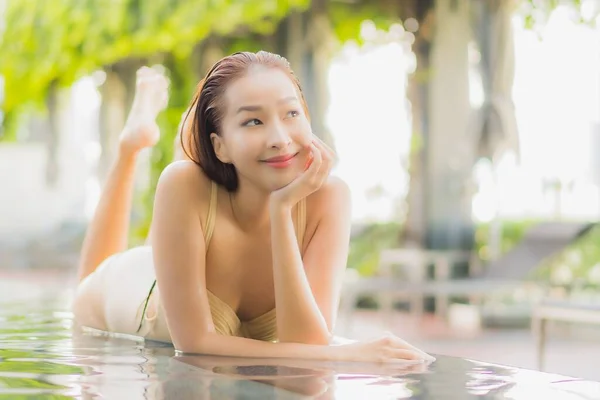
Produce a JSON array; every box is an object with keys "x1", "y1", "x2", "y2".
[
  {"x1": 45, "y1": 80, "x2": 60, "y2": 186},
  {"x1": 402, "y1": 0, "x2": 435, "y2": 248},
  {"x1": 403, "y1": 0, "x2": 475, "y2": 254}
]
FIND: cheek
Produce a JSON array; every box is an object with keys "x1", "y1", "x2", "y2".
[
  {"x1": 294, "y1": 118, "x2": 313, "y2": 146},
  {"x1": 228, "y1": 134, "x2": 262, "y2": 162}
]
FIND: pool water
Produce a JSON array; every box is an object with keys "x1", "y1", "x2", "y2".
[{"x1": 1, "y1": 285, "x2": 599, "y2": 399}]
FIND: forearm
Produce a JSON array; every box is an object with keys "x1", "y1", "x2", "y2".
[
  {"x1": 270, "y1": 206, "x2": 330, "y2": 344},
  {"x1": 183, "y1": 332, "x2": 337, "y2": 361}
]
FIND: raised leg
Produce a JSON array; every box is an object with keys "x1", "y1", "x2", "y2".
[{"x1": 77, "y1": 67, "x2": 169, "y2": 282}]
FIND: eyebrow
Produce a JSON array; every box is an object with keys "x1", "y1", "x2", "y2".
[{"x1": 235, "y1": 96, "x2": 298, "y2": 114}]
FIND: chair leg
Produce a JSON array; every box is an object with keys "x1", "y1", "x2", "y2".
[{"x1": 534, "y1": 316, "x2": 547, "y2": 371}]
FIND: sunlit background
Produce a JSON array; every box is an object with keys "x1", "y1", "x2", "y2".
[
  {"x1": 2, "y1": 2, "x2": 600, "y2": 394},
  {"x1": 60, "y1": 6, "x2": 600, "y2": 227}
]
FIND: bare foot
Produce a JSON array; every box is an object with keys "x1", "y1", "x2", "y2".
[{"x1": 119, "y1": 66, "x2": 169, "y2": 154}]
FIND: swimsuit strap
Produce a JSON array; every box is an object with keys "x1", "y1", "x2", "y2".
[
  {"x1": 204, "y1": 180, "x2": 218, "y2": 247},
  {"x1": 296, "y1": 198, "x2": 306, "y2": 250}
]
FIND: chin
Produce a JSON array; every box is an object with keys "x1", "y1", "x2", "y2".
[
  {"x1": 270, "y1": 180, "x2": 293, "y2": 192},
  {"x1": 249, "y1": 165, "x2": 304, "y2": 193},
  {"x1": 269, "y1": 175, "x2": 296, "y2": 191}
]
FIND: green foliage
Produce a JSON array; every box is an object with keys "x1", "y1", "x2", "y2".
[
  {"x1": 0, "y1": 349, "x2": 58, "y2": 359},
  {"x1": 519, "y1": 0, "x2": 598, "y2": 30},
  {"x1": 0, "y1": 395, "x2": 73, "y2": 400},
  {"x1": 0, "y1": 376, "x2": 68, "y2": 390},
  {"x1": 533, "y1": 224, "x2": 600, "y2": 289},
  {"x1": 473, "y1": 219, "x2": 539, "y2": 262},
  {"x1": 349, "y1": 219, "x2": 600, "y2": 293},
  {"x1": 329, "y1": 2, "x2": 400, "y2": 44},
  {"x1": 0, "y1": 0, "x2": 311, "y2": 138},
  {"x1": 0, "y1": 360, "x2": 83, "y2": 375},
  {"x1": 347, "y1": 222, "x2": 403, "y2": 276}
]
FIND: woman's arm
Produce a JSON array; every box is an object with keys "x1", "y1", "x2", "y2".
[
  {"x1": 151, "y1": 161, "x2": 429, "y2": 363},
  {"x1": 151, "y1": 161, "x2": 215, "y2": 348},
  {"x1": 150, "y1": 160, "x2": 336, "y2": 359},
  {"x1": 270, "y1": 176, "x2": 352, "y2": 344}
]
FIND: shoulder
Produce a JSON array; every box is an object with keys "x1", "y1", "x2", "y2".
[
  {"x1": 158, "y1": 160, "x2": 203, "y2": 184},
  {"x1": 307, "y1": 175, "x2": 351, "y2": 218},
  {"x1": 155, "y1": 160, "x2": 213, "y2": 207}
]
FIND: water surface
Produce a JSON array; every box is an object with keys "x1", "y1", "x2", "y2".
[{"x1": 0, "y1": 286, "x2": 598, "y2": 399}]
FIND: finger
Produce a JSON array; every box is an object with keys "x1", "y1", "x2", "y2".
[
  {"x1": 312, "y1": 134, "x2": 336, "y2": 159},
  {"x1": 391, "y1": 335, "x2": 436, "y2": 362},
  {"x1": 311, "y1": 134, "x2": 332, "y2": 156},
  {"x1": 388, "y1": 348, "x2": 427, "y2": 362},
  {"x1": 312, "y1": 139, "x2": 333, "y2": 171},
  {"x1": 315, "y1": 139, "x2": 337, "y2": 169},
  {"x1": 306, "y1": 143, "x2": 322, "y2": 175},
  {"x1": 310, "y1": 141, "x2": 333, "y2": 188}
]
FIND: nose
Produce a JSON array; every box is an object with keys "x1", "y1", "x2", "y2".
[{"x1": 266, "y1": 120, "x2": 292, "y2": 149}]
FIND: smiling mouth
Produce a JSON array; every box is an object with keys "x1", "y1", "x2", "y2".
[{"x1": 261, "y1": 152, "x2": 299, "y2": 168}]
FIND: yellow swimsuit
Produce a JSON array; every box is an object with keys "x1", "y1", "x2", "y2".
[{"x1": 136, "y1": 181, "x2": 306, "y2": 343}]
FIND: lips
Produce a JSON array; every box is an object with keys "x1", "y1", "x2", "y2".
[
  {"x1": 263, "y1": 153, "x2": 297, "y2": 163},
  {"x1": 261, "y1": 152, "x2": 299, "y2": 168}
]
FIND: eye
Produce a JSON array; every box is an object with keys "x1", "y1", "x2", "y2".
[
  {"x1": 286, "y1": 110, "x2": 300, "y2": 118},
  {"x1": 242, "y1": 118, "x2": 262, "y2": 127}
]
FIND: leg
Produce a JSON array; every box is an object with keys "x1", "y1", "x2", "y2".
[
  {"x1": 77, "y1": 67, "x2": 169, "y2": 282},
  {"x1": 77, "y1": 148, "x2": 140, "y2": 281},
  {"x1": 73, "y1": 247, "x2": 160, "y2": 336}
]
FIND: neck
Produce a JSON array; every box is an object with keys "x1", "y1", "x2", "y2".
[{"x1": 229, "y1": 178, "x2": 272, "y2": 232}]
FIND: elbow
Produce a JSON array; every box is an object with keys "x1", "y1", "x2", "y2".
[
  {"x1": 306, "y1": 329, "x2": 332, "y2": 345},
  {"x1": 174, "y1": 333, "x2": 213, "y2": 355},
  {"x1": 277, "y1": 316, "x2": 333, "y2": 345},
  {"x1": 307, "y1": 335, "x2": 330, "y2": 346},
  {"x1": 174, "y1": 343, "x2": 204, "y2": 355}
]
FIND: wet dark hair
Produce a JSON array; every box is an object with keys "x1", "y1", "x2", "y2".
[{"x1": 180, "y1": 51, "x2": 310, "y2": 192}]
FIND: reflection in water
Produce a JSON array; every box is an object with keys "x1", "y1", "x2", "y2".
[{"x1": 0, "y1": 296, "x2": 599, "y2": 399}]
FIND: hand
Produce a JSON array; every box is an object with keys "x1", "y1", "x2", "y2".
[
  {"x1": 119, "y1": 66, "x2": 170, "y2": 155},
  {"x1": 333, "y1": 332, "x2": 436, "y2": 364},
  {"x1": 270, "y1": 135, "x2": 336, "y2": 210}
]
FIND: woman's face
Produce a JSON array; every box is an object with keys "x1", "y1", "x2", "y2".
[{"x1": 212, "y1": 66, "x2": 313, "y2": 192}]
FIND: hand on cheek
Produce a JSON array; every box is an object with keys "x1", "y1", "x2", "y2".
[
  {"x1": 304, "y1": 149, "x2": 314, "y2": 171},
  {"x1": 302, "y1": 131, "x2": 315, "y2": 171},
  {"x1": 270, "y1": 134, "x2": 335, "y2": 210}
]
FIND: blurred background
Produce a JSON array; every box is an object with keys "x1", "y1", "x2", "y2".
[{"x1": 1, "y1": 0, "x2": 600, "y2": 381}]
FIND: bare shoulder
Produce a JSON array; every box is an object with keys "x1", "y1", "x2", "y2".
[
  {"x1": 154, "y1": 161, "x2": 215, "y2": 231},
  {"x1": 156, "y1": 160, "x2": 211, "y2": 202},
  {"x1": 152, "y1": 160, "x2": 213, "y2": 244},
  {"x1": 306, "y1": 175, "x2": 351, "y2": 217}
]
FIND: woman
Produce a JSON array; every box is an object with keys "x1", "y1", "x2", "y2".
[{"x1": 73, "y1": 51, "x2": 434, "y2": 364}]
